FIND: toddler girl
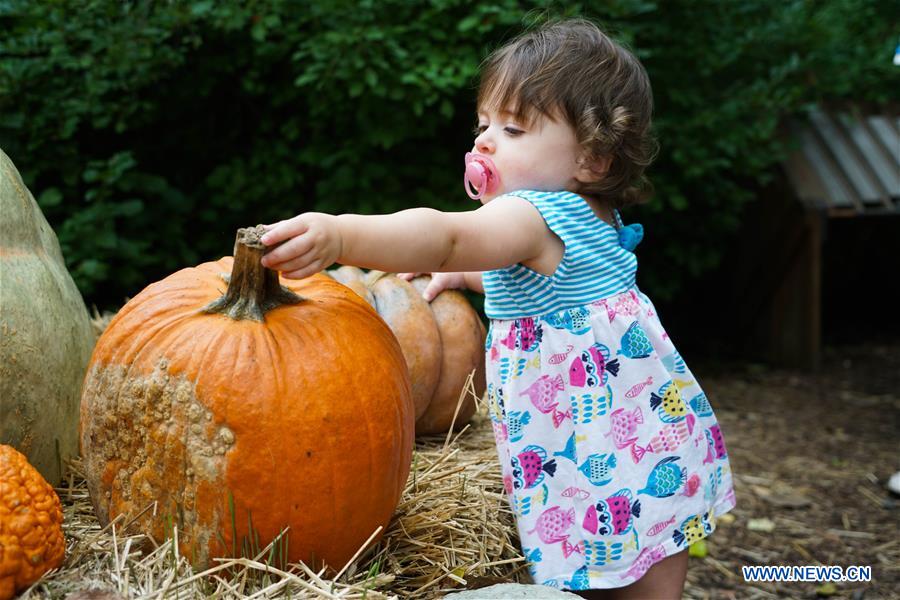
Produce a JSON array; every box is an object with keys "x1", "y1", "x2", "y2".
[{"x1": 260, "y1": 18, "x2": 735, "y2": 599}]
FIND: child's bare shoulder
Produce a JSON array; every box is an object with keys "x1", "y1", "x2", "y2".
[
  {"x1": 438, "y1": 194, "x2": 559, "y2": 272},
  {"x1": 475, "y1": 195, "x2": 564, "y2": 275}
]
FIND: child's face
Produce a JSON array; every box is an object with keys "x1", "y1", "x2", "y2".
[{"x1": 471, "y1": 106, "x2": 587, "y2": 203}]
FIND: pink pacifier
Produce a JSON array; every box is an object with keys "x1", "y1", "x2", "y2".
[{"x1": 464, "y1": 152, "x2": 500, "y2": 200}]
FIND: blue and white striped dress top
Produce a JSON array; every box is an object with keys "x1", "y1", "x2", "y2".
[{"x1": 483, "y1": 190, "x2": 637, "y2": 320}]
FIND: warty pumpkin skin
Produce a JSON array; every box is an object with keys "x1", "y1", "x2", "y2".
[
  {"x1": 0, "y1": 444, "x2": 65, "y2": 600},
  {"x1": 79, "y1": 229, "x2": 414, "y2": 570},
  {"x1": 0, "y1": 149, "x2": 94, "y2": 486},
  {"x1": 409, "y1": 276, "x2": 487, "y2": 435}
]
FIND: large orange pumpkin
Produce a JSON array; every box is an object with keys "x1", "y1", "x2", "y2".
[
  {"x1": 0, "y1": 444, "x2": 65, "y2": 600},
  {"x1": 79, "y1": 227, "x2": 414, "y2": 570}
]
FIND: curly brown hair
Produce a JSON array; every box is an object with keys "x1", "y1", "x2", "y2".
[{"x1": 477, "y1": 18, "x2": 658, "y2": 208}]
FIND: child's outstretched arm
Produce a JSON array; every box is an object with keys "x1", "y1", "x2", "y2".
[{"x1": 260, "y1": 198, "x2": 549, "y2": 281}]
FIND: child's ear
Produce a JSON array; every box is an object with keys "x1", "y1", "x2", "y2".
[{"x1": 576, "y1": 155, "x2": 612, "y2": 183}]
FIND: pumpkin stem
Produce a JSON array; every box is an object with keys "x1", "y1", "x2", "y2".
[{"x1": 202, "y1": 226, "x2": 303, "y2": 321}]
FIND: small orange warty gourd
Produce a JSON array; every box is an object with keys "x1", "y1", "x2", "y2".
[
  {"x1": 79, "y1": 228, "x2": 414, "y2": 570},
  {"x1": 0, "y1": 444, "x2": 65, "y2": 600}
]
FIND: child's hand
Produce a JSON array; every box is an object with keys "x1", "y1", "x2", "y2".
[
  {"x1": 260, "y1": 213, "x2": 342, "y2": 279},
  {"x1": 397, "y1": 272, "x2": 466, "y2": 302}
]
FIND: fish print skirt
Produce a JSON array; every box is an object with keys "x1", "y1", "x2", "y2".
[{"x1": 485, "y1": 288, "x2": 736, "y2": 590}]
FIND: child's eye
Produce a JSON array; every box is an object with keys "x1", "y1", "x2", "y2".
[
  {"x1": 473, "y1": 124, "x2": 487, "y2": 136},
  {"x1": 504, "y1": 127, "x2": 524, "y2": 136}
]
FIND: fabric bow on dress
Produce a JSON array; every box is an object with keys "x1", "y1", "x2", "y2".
[{"x1": 618, "y1": 223, "x2": 644, "y2": 252}]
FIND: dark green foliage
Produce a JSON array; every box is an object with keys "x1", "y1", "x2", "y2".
[{"x1": 1, "y1": 0, "x2": 896, "y2": 307}]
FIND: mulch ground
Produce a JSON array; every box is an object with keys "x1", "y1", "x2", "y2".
[{"x1": 682, "y1": 342, "x2": 899, "y2": 600}]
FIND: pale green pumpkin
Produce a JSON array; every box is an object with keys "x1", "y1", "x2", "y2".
[{"x1": 0, "y1": 149, "x2": 94, "y2": 485}]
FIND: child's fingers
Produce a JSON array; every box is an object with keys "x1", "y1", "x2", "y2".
[
  {"x1": 280, "y1": 253, "x2": 329, "y2": 280},
  {"x1": 261, "y1": 235, "x2": 312, "y2": 269},
  {"x1": 281, "y1": 265, "x2": 320, "y2": 280},
  {"x1": 422, "y1": 279, "x2": 445, "y2": 302},
  {"x1": 260, "y1": 217, "x2": 308, "y2": 246},
  {"x1": 273, "y1": 243, "x2": 325, "y2": 277},
  {"x1": 396, "y1": 272, "x2": 425, "y2": 281}
]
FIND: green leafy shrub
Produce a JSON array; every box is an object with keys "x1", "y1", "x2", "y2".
[{"x1": 1, "y1": 0, "x2": 896, "y2": 307}]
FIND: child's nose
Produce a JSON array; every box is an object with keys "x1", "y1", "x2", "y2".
[{"x1": 474, "y1": 131, "x2": 495, "y2": 154}]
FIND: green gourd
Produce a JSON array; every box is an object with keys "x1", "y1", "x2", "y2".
[{"x1": 0, "y1": 149, "x2": 94, "y2": 485}]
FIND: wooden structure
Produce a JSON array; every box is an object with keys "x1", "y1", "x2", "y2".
[{"x1": 735, "y1": 106, "x2": 898, "y2": 370}]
